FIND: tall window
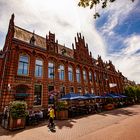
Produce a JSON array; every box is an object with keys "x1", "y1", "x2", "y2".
[
  {"x1": 18, "y1": 55, "x2": 29, "y2": 75},
  {"x1": 60, "y1": 86, "x2": 65, "y2": 98},
  {"x1": 48, "y1": 62, "x2": 54, "y2": 79},
  {"x1": 34, "y1": 85, "x2": 42, "y2": 106},
  {"x1": 78, "y1": 87, "x2": 82, "y2": 94},
  {"x1": 94, "y1": 72, "x2": 97, "y2": 81},
  {"x1": 68, "y1": 65, "x2": 73, "y2": 81},
  {"x1": 76, "y1": 68, "x2": 80, "y2": 83},
  {"x1": 35, "y1": 59, "x2": 43, "y2": 77},
  {"x1": 69, "y1": 87, "x2": 74, "y2": 93},
  {"x1": 58, "y1": 65, "x2": 64, "y2": 80},
  {"x1": 83, "y1": 70, "x2": 87, "y2": 82},
  {"x1": 89, "y1": 71, "x2": 93, "y2": 82}
]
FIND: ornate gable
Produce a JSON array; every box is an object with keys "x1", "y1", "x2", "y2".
[{"x1": 73, "y1": 33, "x2": 92, "y2": 64}]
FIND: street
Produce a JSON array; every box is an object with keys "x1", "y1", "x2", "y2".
[{"x1": 0, "y1": 105, "x2": 140, "y2": 140}]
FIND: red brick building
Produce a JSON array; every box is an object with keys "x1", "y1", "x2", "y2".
[{"x1": 0, "y1": 14, "x2": 125, "y2": 111}]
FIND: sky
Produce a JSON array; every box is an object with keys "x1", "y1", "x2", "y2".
[{"x1": 0, "y1": 0, "x2": 140, "y2": 83}]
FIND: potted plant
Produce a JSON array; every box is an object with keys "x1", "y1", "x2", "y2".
[
  {"x1": 9, "y1": 101, "x2": 27, "y2": 130},
  {"x1": 55, "y1": 101, "x2": 68, "y2": 120}
]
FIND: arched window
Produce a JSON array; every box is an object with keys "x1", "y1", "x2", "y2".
[
  {"x1": 68, "y1": 65, "x2": 73, "y2": 82},
  {"x1": 83, "y1": 69, "x2": 87, "y2": 82},
  {"x1": 35, "y1": 59, "x2": 43, "y2": 77},
  {"x1": 94, "y1": 72, "x2": 97, "y2": 81},
  {"x1": 18, "y1": 54, "x2": 29, "y2": 75},
  {"x1": 58, "y1": 65, "x2": 64, "y2": 80},
  {"x1": 76, "y1": 68, "x2": 80, "y2": 83},
  {"x1": 48, "y1": 62, "x2": 54, "y2": 79},
  {"x1": 89, "y1": 71, "x2": 93, "y2": 82}
]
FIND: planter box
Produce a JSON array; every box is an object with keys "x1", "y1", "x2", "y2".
[
  {"x1": 104, "y1": 104, "x2": 114, "y2": 110},
  {"x1": 9, "y1": 117, "x2": 25, "y2": 130},
  {"x1": 56, "y1": 110, "x2": 68, "y2": 120}
]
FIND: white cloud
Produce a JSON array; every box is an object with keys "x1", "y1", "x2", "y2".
[
  {"x1": 98, "y1": 0, "x2": 140, "y2": 83},
  {"x1": 0, "y1": 0, "x2": 106, "y2": 58},
  {"x1": 0, "y1": 0, "x2": 139, "y2": 84},
  {"x1": 100, "y1": 0, "x2": 138, "y2": 35},
  {"x1": 123, "y1": 35, "x2": 140, "y2": 55},
  {"x1": 107, "y1": 34, "x2": 140, "y2": 83}
]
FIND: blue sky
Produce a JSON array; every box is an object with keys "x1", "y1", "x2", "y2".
[{"x1": 0, "y1": 0, "x2": 140, "y2": 83}]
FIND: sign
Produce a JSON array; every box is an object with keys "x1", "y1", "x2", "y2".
[{"x1": 109, "y1": 83, "x2": 117, "y2": 88}]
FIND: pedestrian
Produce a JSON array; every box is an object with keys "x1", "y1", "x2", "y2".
[{"x1": 48, "y1": 105, "x2": 55, "y2": 128}]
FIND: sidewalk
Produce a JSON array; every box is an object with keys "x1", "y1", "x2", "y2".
[{"x1": 0, "y1": 105, "x2": 140, "y2": 140}]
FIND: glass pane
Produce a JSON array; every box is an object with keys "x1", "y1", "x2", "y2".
[
  {"x1": 89, "y1": 72, "x2": 92, "y2": 81},
  {"x1": 23, "y1": 63, "x2": 28, "y2": 75},
  {"x1": 59, "y1": 70, "x2": 64, "y2": 80},
  {"x1": 20, "y1": 55, "x2": 28, "y2": 63},
  {"x1": 18, "y1": 62, "x2": 23, "y2": 74},
  {"x1": 35, "y1": 67, "x2": 38, "y2": 76},
  {"x1": 35, "y1": 65, "x2": 42, "y2": 77},
  {"x1": 36, "y1": 59, "x2": 43, "y2": 65},
  {"x1": 34, "y1": 85, "x2": 42, "y2": 106},
  {"x1": 48, "y1": 62, "x2": 54, "y2": 79},
  {"x1": 48, "y1": 62, "x2": 54, "y2": 67},
  {"x1": 18, "y1": 55, "x2": 29, "y2": 75},
  {"x1": 76, "y1": 68, "x2": 80, "y2": 82},
  {"x1": 48, "y1": 68, "x2": 54, "y2": 79}
]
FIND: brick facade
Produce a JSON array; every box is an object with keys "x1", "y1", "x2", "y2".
[{"x1": 0, "y1": 14, "x2": 125, "y2": 111}]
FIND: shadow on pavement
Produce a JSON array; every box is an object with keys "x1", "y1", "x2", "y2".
[
  {"x1": 0, "y1": 118, "x2": 76, "y2": 136},
  {"x1": 0, "y1": 106, "x2": 139, "y2": 136},
  {"x1": 56, "y1": 119, "x2": 76, "y2": 129},
  {"x1": 99, "y1": 107, "x2": 138, "y2": 116}
]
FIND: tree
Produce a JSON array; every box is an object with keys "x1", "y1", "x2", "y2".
[
  {"x1": 124, "y1": 85, "x2": 140, "y2": 104},
  {"x1": 78, "y1": 0, "x2": 135, "y2": 19}
]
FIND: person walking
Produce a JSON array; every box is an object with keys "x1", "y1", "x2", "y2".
[{"x1": 48, "y1": 105, "x2": 55, "y2": 128}]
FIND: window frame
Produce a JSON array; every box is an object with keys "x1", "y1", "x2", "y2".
[
  {"x1": 68, "y1": 65, "x2": 73, "y2": 82},
  {"x1": 58, "y1": 65, "x2": 65, "y2": 81},
  {"x1": 76, "y1": 68, "x2": 81, "y2": 83},
  {"x1": 33, "y1": 84, "x2": 43, "y2": 106},
  {"x1": 17, "y1": 54, "x2": 29, "y2": 75},
  {"x1": 48, "y1": 62, "x2": 55, "y2": 79},
  {"x1": 35, "y1": 59, "x2": 43, "y2": 77}
]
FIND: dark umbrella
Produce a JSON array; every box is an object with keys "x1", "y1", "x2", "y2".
[
  {"x1": 61, "y1": 93, "x2": 88, "y2": 100},
  {"x1": 84, "y1": 93, "x2": 100, "y2": 99}
]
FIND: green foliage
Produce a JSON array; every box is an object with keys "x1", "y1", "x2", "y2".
[
  {"x1": 9, "y1": 101, "x2": 28, "y2": 119},
  {"x1": 78, "y1": 0, "x2": 135, "y2": 19},
  {"x1": 56, "y1": 101, "x2": 67, "y2": 111},
  {"x1": 124, "y1": 86, "x2": 140, "y2": 103}
]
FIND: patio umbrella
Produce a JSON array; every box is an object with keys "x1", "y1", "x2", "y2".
[
  {"x1": 61, "y1": 93, "x2": 88, "y2": 100},
  {"x1": 106, "y1": 93, "x2": 120, "y2": 98},
  {"x1": 84, "y1": 93, "x2": 100, "y2": 99}
]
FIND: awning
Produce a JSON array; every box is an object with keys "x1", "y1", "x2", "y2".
[
  {"x1": 107, "y1": 93, "x2": 120, "y2": 98},
  {"x1": 60, "y1": 93, "x2": 89, "y2": 100},
  {"x1": 100, "y1": 94, "x2": 112, "y2": 98},
  {"x1": 84, "y1": 93, "x2": 100, "y2": 99},
  {"x1": 116, "y1": 94, "x2": 127, "y2": 98},
  {"x1": 15, "y1": 93, "x2": 29, "y2": 97}
]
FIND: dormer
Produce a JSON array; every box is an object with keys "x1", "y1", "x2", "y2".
[{"x1": 30, "y1": 31, "x2": 36, "y2": 45}]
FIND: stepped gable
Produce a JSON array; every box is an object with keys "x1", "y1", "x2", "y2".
[{"x1": 73, "y1": 33, "x2": 92, "y2": 64}]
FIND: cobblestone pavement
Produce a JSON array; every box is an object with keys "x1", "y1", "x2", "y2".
[{"x1": 0, "y1": 105, "x2": 140, "y2": 140}]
